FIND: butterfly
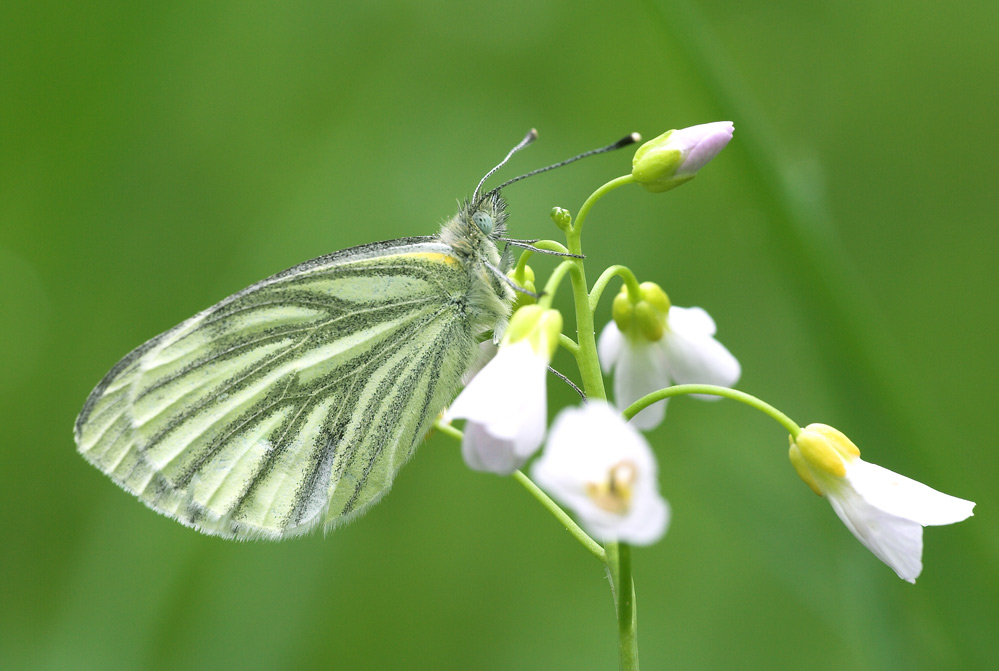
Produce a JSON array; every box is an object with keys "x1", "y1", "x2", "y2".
[{"x1": 74, "y1": 130, "x2": 635, "y2": 540}]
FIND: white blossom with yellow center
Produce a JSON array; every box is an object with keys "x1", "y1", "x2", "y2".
[
  {"x1": 790, "y1": 423, "x2": 975, "y2": 583},
  {"x1": 532, "y1": 402, "x2": 668, "y2": 545}
]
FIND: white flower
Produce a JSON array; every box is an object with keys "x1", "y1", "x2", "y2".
[
  {"x1": 532, "y1": 402, "x2": 669, "y2": 545},
  {"x1": 790, "y1": 423, "x2": 975, "y2": 583},
  {"x1": 447, "y1": 306, "x2": 562, "y2": 475},
  {"x1": 448, "y1": 341, "x2": 548, "y2": 474},
  {"x1": 631, "y1": 121, "x2": 734, "y2": 193},
  {"x1": 599, "y1": 282, "x2": 740, "y2": 430}
]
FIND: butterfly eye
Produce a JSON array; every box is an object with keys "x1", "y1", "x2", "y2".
[{"x1": 472, "y1": 211, "x2": 494, "y2": 234}]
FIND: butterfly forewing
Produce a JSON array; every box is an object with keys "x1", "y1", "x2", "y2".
[{"x1": 76, "y1": 237, "x2": 485, "y2": 539}]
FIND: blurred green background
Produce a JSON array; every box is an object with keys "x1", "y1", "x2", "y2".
[{"x1": 3, "y1": 0, "x2": 997, "y2": 669}]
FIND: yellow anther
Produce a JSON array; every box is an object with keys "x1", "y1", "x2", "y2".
[{"x1": 585, "y1": 460, "x2": 638, "y2": 514}]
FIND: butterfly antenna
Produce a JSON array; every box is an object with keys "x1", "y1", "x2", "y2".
[
  {"x1": 548, "y1": 366, "x2": 586, "y2": 401},
  {"x1": 482, "y1": 132, "x2": 641, "y2": 200},
  {"x1": 471, "y1": 129, "x2": 539, "y2": 205}
]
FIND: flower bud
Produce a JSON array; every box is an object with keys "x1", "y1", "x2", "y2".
[
  {"x1": 788, "y1": 424, "x2": 862, "y2": 495},
  {"x1": 508, "y1": 264, "x2": 537, "y2": 311},
  {"x1": 503, "y1": 305, "x2": 563, "y2": 359},
  {"x1": 632, "y1": 122, "x2": 734, "y2": 193},
  {"x1": 639, "y1": 281, "x2": 671, "y2": 316},
  {"x1": 550, "y1": 206, "x2": 572, "y2": 231},
  {"x1": 611, "y1": 290, "x2": 634, "y2": 333},
  {"x1": 610, "y1": 282, "x2": 671, "y2": 343}
]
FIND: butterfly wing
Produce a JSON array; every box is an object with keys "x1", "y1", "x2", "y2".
[{"x1": 75, "y1": 237, "x2": 484, "y2": 539}]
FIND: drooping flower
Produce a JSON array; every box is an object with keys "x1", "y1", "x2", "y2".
[
  {"x1": 532, "y1": 402, "x2": 669, "y2": 545},
  {"x1": 789, "y1": 423, "x2": 975, "y2": 583},
  {"x1": 447, "y1": 306, "x2": 562, "y2": 475},
  {"x1": 598, "y1": 282, "x2": 740, "y2": 430},
  {"x1": 631, "y1": 121, "x2": 734, "y2": 193}
]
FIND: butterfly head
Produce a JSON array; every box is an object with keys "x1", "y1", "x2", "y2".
[
  {"x1": 469, "y1": 191, "x2": 507, "y2": 238},
  {"x1": 452, "y1": 191, "x2": 508, "y2": 243},
  {"x1": 472, "y1": 210, "x2": 495, "y2": 235}
]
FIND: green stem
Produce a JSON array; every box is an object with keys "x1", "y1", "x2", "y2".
[
  {"x1": 567, "y1": 258, "x2": 606, "y2": 401},
  {"x1": 431, "y1": 421, "x2": 605, "y2": 561},
  {"x1": 604, "y1": 543, "x2": 639, "y2": 671},
  {"x1": 616, "y1": 544, "x2": 639, "y2": 671},
  {"x1": 558, "y1": 333, "x2": 580, "y2": 355},
  {"x1": 572, "y1": 174, "x2": 636, "y2": 237},
  {"x1": 513, "y1": 471, "x2": 606, "y2": 562},
  {"x1": 540, "y1": 260, "x2": 575, "y2": 307},
  {"x1": 514, "y1": 248, "x2": 534, "y2": 276},
  {"x1": 589, "y1": 264, "x2": 642, "y2": 313},
  {"x1": 433, "y1": 420, "x2": 464, "y2": 442},
  {"x1": 623, "y1": 384, "x2": 801, "y2": 437},
  {"x1": 529, "y1": 239, "x2": 573, "y2": 256},
  {"x1": 563, "y1": 178, "x2": 635, "y2": 402},
  {"x1": 564, "y1": 175, "x2": 641, "y2": 671}
]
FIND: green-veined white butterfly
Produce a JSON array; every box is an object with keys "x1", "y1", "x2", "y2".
[{"x1": 74, "y1": 130, "x2": 635, "y2": 540}]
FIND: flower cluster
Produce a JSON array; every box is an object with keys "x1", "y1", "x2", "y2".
[{"x1": 446, "y1": 121, "x2": 974, "y2": 584}]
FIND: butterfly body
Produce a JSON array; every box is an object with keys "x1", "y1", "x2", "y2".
[{"x1": 75, "y1": 194, "x2": 513, "y2": 539}]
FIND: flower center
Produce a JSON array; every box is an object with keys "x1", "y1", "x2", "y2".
[{"x1": 585, "y1": 460, "x2": 638, "y2": 514}]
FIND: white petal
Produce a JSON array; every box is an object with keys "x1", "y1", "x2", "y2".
[
  {"x1": 461, "y1": 423, "x2": 522, "y2": 475},
  {"x1": 825, "y1": 482, "x2": 925, "y2": 583},
  {"x1": 614, "y1": 338, "x2": 671, "y2": 430},
  {"x1": 448, "y1": 342, "x2": 540, "y2": 424},
  {"x1": 460, "y1": 394, "x2": 545, "y2": 475},
  {"x1": 667, "y1": 305, "x2": 717, "y2": 335},
  {"x1": 846, "y1": 460, "x2": 976, "y2": 526},
  {"x1": 532, "y1": 402, "x2": 669, "y2": 545},
  {"x1": 676, "y1": 121, "x2": 735, "y2": 176},
  {"x1": 510, "y1": 380, "x2": 548, "y2": 460},
  {"x1": 597, "y1": 322, "x2": 623, "y2": 374},
  {"x1": 590, "y1": 487, "x2": 670, "y2": 546},
  {"x1": 448, "y1": 342, "x2": 549, "y2": 475},
  {"x1": 662, "y1": 307, "x2": 740, "y2": 395}
]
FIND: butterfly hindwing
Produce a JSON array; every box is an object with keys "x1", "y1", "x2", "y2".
[{"x1": 75, "y1": 237, "x2": 482, "y2": 539}]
